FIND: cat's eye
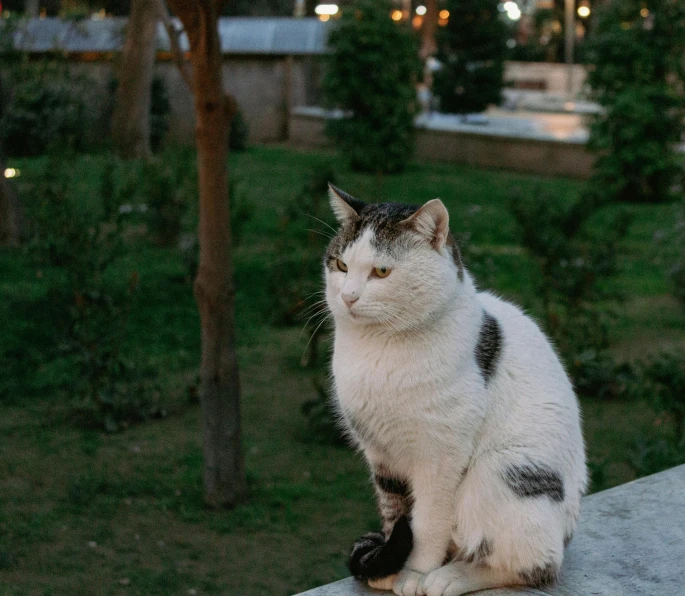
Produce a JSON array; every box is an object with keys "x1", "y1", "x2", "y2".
[
  {"x1": 336, "y1": 259, "x2": 348, "y2": 273},
  {"x1": 374, "y1": 266, "x2": 391, "y2": 278}
]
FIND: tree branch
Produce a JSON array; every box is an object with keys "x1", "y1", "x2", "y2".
[{"x1": 157, "y1": 0, "x2": 193, "y2": 89}]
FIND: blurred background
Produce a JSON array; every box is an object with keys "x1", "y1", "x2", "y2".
[{"x1": 0, "y1": 1, "x2": 684, "y2": 594}]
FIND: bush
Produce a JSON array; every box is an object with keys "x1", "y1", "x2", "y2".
[
  {"x1": 433, "y1": 0, "x2": 508, "y2": 115},
  {"x1": 139, "y1": 152, "x2": 194, "y2": 247},
  {"x1": 586, "y1": 0, "x2": 685, "y2": 203},
  {"x1": 22, "y1": 155, "x2": 162, "y2": 431},
  {"x1": 150, "y1": 75, "x2": 171, "y2": 152},
  {"x1": 0, "y1": 62, "x2": 89, "y2": 157},
  {"x1": 322, "y1": 0, "x2": 421, "y2": 174},
  {"x1": 511, "y1": 190, "x2": 630, "y2": 359},
  {"x1": 230, "y1": 109, "x2": 249, "y2": 152},
  {"x1": 629, "y1": 352, "x2": 685, "y2": 476},
  {"x1": 671, "y1": 199, "x2": 685, "y2": 309}
]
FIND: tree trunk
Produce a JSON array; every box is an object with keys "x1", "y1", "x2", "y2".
[
  {"x1": 165, "y1": 0, "x2": 246, "y2": 508},
  {"x1": 0, "y1": 160, "x2": 23, "y2": 247},
  {"x1": 111, "y1": 0, "x2": 159, "y2": 159},
  {"x1": 421, "y1": 0, "x2": 438, "y2": 59}
]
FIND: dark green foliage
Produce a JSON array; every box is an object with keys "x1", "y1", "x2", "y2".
[
  {"x1": 511, "y1": 189, "x2": 630, "y2": 362},
  {"x1": 322, "y1": 0, "x2": 421, "y2": 173},
  {"x1": 586, "y1": 0, "x2": 685, "y2": 203},
  {"x1": 268, "y1": 168, "x2": 334, "y2": 326},
  {"x1": 139, "y1": 153, "x2": 193, "y2": 247},
  {"x1": 230, "y1": 109, "x2": 249, "y2": 152},
  {"x1": 19, "y1": 155, "x2": 161, "y2": 431},
  {"x1": 301, "y1": 377, "x2": 347, "y2": 447},
  {"x1": 433, "y1": 0, "x2": 508, "y2": 114},
  {"x1": 150, "y1": 75, "x2": 171, "y2": 152},
  {"x1": 634, "y1": 352, "x2": 685, "y2": 445},
  {"x1": 0, "y1": 62, "x2": 89, "y2": 157},
  {"x1": 672, "y1": 199, "x2": 685, "y2": 308}
]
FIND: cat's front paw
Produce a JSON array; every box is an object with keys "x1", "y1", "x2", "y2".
[
  {"x1": 392, "y1": 569, "x2": 426, "y2": 596},
  {"x1": 420, "y1": 565, "x2": 463, "y2": 596}
]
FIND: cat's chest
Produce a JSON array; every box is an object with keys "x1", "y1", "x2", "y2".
[{"x1": 332, "y1": 333, "x2": 461, "y2": 450}]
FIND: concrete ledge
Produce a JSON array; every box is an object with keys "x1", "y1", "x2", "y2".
[
  {"x1": 296, "y1": 464, "x2": 685, "y2": 595},
  {"x1": 289, "y1": 107, "x2": 595, "y2": 179}
]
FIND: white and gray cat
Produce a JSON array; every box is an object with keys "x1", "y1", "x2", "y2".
[{"x1": 323, "y1": 185, "x2": 587, "y2": 596}]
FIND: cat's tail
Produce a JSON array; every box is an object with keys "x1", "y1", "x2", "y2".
[{"x1": 348, "y1": 515, "x2": 413, "y2": 581}]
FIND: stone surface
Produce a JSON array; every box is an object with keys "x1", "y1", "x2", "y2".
[{"x1": 295, "y1": 465, "x2": 685, "y2": 596}]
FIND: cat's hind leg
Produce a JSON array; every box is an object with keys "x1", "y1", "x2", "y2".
[{"x1": 434, "y1": 452, "x2": 569, "y2": 596}]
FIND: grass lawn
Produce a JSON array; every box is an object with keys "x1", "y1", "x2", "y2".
[{"x1": 0, "y1": 146, "x2": 683, "y2": 595}]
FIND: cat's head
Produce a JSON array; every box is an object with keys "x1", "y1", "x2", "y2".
[{"x1": 324, "y1": 184, "x2": 465, "y2": 331}]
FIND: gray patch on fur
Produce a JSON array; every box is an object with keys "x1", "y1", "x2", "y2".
[
  {"x1": 505, "y1": 462, "x2": 565, "y2": 502},
  {"x1": 564, "y1": 532, "x2": 573, "y2": 548},
  {"x1": 475, "y1": 311, "x2": 502, "y2": 384},
  {"x1": 461, "y1": 538, "x2": 492, "y2": 564},
  {"x1": 519, "y1": 562, "x2": 559, "y2": 588},
  {"x1": 325, "y1": 191, "x2": 465, "y2": 275}
]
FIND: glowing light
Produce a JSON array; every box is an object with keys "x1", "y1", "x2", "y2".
[
  {"x1": 416, "y1": 5, "x2": 426, "y2": 15},
  {"x1": 391, "y1": 9, "x2": 403, "y2": 20},
  {"x1": 318, "y1": 13, "x2": 330, "y2": 21},
  {"x1": 503, "y1": 1, "x2": 521, "y2": 20},
  {"x1": 640, "y1": 8, "x2": 649, "y2": 17},
  {"x1": 439, "y1": 9, "x2": 450, "y2": 19},
  {"x1": 4, "y1": 168, "x2": 19, "y2": 178},
  {"x1": 412, "y1": 15, "x2": 423, "y2": 28},
  {"x1": 314, "y1": 4, "x2": 338, "y2": 15},
  {"x1": 577, "y1": 5, "x2": 590, "y2": 17}
]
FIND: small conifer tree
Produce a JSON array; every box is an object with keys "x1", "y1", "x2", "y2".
[
  {"x1": 322, "y1": 0, "x2": 421, "y2": 174},
  {"x1": 433, "y1": 0, "x2": 508, "y2": 114},
  {"x1": 586, "y1": 0, "x2": 685, "y2": 204}
]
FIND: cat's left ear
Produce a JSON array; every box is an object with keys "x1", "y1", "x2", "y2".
[
  {"x1": 328, "y1": 184, "x2": 365, "y2": 225},
  {"x1": 402, "y1": 199, "x2": 449, "y2": 250}
]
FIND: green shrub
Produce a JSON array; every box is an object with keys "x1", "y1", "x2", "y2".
[
  {"x1": 0, "y1": 62, "x2": 89, "y2": 157},
  {"x1": 140, "y1": 154, "x2": 192, "y2": 247},
  {"x1": 21, "y1": 155, "x2": 162, "y2": 431},
  {"x1": 230, "y1": 109, "x2": 249, "y2": 152},
  {"x1": 150, "y1": 75, "x2": 171, "y2": 152},
  {"x1": 586, "y1": 0, "x2": 685, "y2": 203},
  {"x1": 511, "y1": 190, "x2": 630, "y2": 358},
  {"x1": 322, "y1": 0, "x2": 421, "y2": 174},
  {"x1": 510, "y1": 189, "x2": 633, "y2": 399},
  {"x1": 672, "y1": 199, "x2": 685, "y2": 309},
  {"x1": 433, "y1": 0, "x2": 508, "y2": 114}
]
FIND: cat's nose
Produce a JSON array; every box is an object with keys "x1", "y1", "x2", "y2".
[{"x1": 342, "y1": 290, "x2": 359, "y2": 308}]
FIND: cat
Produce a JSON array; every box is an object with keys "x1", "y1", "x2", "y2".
[{"x1": 323, "y1": 184, "x2": 587, "y2": 596}]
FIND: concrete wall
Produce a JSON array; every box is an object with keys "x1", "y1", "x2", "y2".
[
  {"x1": 45, "y1": 55, "x2": 323, "y2": 147},
  {"x1": 289, "y1": 110, "x2": 594, "y2": 179},
  {"x1": 505, "y1": 61, "x2": 588, "y2": 96}
]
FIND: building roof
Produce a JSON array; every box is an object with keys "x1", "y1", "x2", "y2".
[{"x1": 6, "y1": 16, "x2": 331, "y2": 56}]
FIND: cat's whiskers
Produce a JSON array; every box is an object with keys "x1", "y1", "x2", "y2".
[
  {"x1": 306, "y1": 228, "x2": 335, "y2": 240},
  {"x1": 301, "y1": 311, "x2": 332, "y2": 359},
  {"x1": 303, "y1": 213, "x2": 339, "y2": 235}
]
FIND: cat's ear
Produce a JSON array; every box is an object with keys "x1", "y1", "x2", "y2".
[
  {"x1": 328, "y1": 184, "x2": 365, "y2": 224},
  {"x1": 402, "y1": 199, "x2": 449, "y2": 250}
]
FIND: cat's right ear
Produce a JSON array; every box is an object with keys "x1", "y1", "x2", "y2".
[{"x1": 328, "y1": 184, "x2": 364, "y2": 225}]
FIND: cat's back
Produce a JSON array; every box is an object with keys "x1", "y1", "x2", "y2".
[{"x1": 475, "y1": 291, "x2": 574, "y2": 397}]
